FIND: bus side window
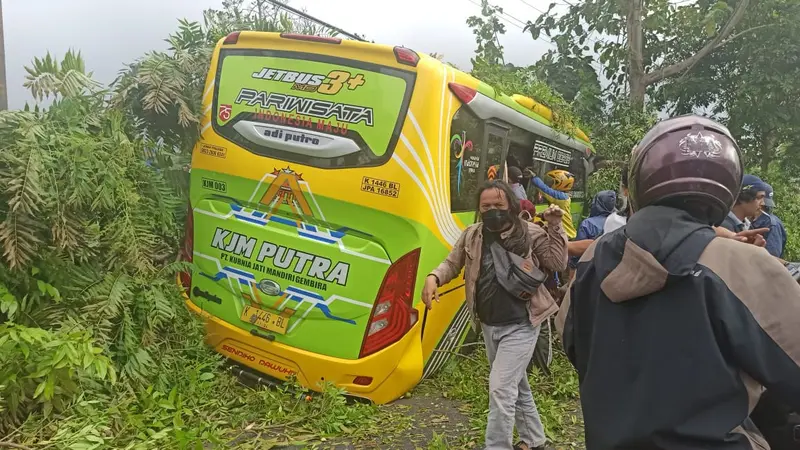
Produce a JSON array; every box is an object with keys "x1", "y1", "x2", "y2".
[
  {"x1": 484, "y1": 126, "x2": 509, "y2": 183},
  {"x1": 449, "y1": 108, "x2": 484, "y2": 212}
]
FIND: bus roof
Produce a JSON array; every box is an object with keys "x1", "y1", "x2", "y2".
[
  {"x1": 411, "y1": 56, "x2": 594, "y2": 153},
  {"x1": 216, "y1": 31, "x2": 594, "y2": 154}
]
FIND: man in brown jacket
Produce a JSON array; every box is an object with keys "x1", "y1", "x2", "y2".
[
  {"x1": 422, "y1": 180, "x2": 567, "y2": 450},
  {"x1": 557, "y1": 115, "x2": 800, "y2": 450}
]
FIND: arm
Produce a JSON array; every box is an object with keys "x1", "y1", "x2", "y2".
[
  {"x1": 428, "y1": 230, "x2": 468, "y2": 287},
  {"x1": 529, "y1": 219, "x2": 568, "y2": 272},
  {"x1": 555, "y1": 277, "x2": 576, "y2": 367},
  {"x1": 568, "y1": 239, "x2": 595, "y2": 257},
  {"x1": 701, "y1": 242, "x2": 800, "y2": 411},
  {"x1": 530, "y1": 176, "x2": 570, "y2": 201},
  {"x1": 568, "y1": 222, "x2": 593, "y2": 268}
]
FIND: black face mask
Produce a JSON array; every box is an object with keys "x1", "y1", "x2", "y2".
[{"x1": 482, "y1": 208, "x2": 511, "y2": 232}]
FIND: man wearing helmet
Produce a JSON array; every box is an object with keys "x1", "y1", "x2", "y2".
[
  {"x1": 555, "y1": 115, "x2": 800, "y2": 450},
  {"x1": 524, "y1": 169, "x2": 577, "y2": 239}
]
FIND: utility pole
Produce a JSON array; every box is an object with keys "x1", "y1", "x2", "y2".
[{"x1": 0, "y1": 0, "x2": 7, "y2": 110}]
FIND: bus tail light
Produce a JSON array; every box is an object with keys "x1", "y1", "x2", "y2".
[
  {"x1": 448, "y1": 83, "x2": 477, "y2": 104},
  {"x1": 393, "y1": 47, "x2": 420, "y2": 67},
  {"x1": 223, "y1": 32, "x2": 241, "y2": 45},
  {"x1": 359, "y1": 248, "x2": 421, "y2": 358},
  {"x1": 178, "y1": 204, "x2": 194, "y2": 292},
  {"x1": 281, "y1": 33, "x2": 342, "y2": 44}
]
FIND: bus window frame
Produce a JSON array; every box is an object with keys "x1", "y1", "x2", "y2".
[{"x1": 211, "y1": 48, "x2": 417, "y2": 170}]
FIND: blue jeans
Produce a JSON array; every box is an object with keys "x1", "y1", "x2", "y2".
[{"x1": 482, "y1": 322, "x2": 547, "y2": 450}]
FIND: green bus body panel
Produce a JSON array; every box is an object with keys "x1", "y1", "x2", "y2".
[{"x1": 190, "y1": 169, "x2": 450, "y2": 360}]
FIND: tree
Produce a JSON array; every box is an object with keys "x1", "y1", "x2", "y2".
[
  {"x1": 653, "y1": 0, "x2": 800, "y2": 172},
  {"x1": 533, "y1": 51, "x2": 603, "y2": 125},
  {"x1": 466, "y1": 0, "x2": 584, "y2": 136},
  {"x1": 526, "y1": 0, "x2": 767, "y2": 110}
]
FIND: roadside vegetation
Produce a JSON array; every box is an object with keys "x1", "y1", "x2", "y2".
[{"x1": 2, "y1": 0, "x2": 799, "y2": 448}]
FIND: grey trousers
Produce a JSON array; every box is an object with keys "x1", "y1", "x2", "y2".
[{"x1": 482, "y1": 322, "x2": 547, "y2": 450}]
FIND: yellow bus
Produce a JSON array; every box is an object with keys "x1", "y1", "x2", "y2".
[{"x1": 179, "y1": 31, "x2": 595, "y2": 404}]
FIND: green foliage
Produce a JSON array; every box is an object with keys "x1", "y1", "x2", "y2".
[
  {"x1": 653, "y1": 0, "x2": 800, "y2": 172},
  {"x1": 0, "y1": 50, "x2": 188, "y2": 428},
  {"x1": 466, "y1": 0, "x2": 507, "y2": 66},
  {"x1": 534, "y1": 52, "x2": 604, "y2": 125},
  {"x1": 466, "y1": 2, "x2": 584, "y2": 137},
  {"x1": 203, "y1": 0, "x2": 337, "y2": 44}
]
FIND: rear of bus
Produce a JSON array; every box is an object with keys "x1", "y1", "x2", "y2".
[{"x1": 182, "y1": 31, "x2": 438, "y2": 404}]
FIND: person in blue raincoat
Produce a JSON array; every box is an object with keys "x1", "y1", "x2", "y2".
[
  {"x1": 751, "y1": 182, "x2": 788, "y2": 258},
  {"x1": 568, "y1": 190, "x2": 616, "y2": 270}
]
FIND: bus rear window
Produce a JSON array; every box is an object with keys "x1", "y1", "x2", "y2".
[{"x1": 212, "y1": 49, "x2": 415, "y2": 168}]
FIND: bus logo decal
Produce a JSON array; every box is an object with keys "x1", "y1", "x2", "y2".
[
  {"x1": 219, "y1": 104, "x2": 232, "y2": 121},
  {"x1": 451, "y1": 131, "x2": 475, "y2": 194},
  {"x1": 234, "y1": 88, "x2": 374, "y2": 126}
]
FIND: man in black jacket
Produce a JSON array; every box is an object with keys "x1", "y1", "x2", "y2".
[{"x1": 556, "y1": 115, "x2": 800, "y2": 450}]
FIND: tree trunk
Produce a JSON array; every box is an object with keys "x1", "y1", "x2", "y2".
[
  {"x1": 630, "y1": 0, "x2": 751, "y2": 110},
  {"x1": 761, "y1": 132, "x2": 776, "y2": 173},
  {"x1": 626, "y1": 0, "x2": 646, "y2": 110},
  {"x1": 0, "y1": 0, "x2": 7, "y2": 111}
]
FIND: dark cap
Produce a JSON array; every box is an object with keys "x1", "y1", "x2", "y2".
[
  {"x1": 508, "y1": 166, "x2": 523, "y2": 182},
  {"x1": 741, "y1": 174, "x2": 768, "y2": 195},
  {"x1": 763, "y1": 182, "x2": 776, "y2": 208}
]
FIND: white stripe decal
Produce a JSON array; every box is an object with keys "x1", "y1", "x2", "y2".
[
  {"x1": 392, "y1": 152, "x2": 459, "y2": 245},
  {"x1": 194, "y1": 208, "x2": 235, "y2": 220},
  {"x1": 397, "y1": 124, "x2": 461, "y2": 243},
  {"x1": 443, "y1": 68, "x2": 456, "y2": 224},
  {"x1": 202, "y1": 79, "x2": 215, "y2": 101},
  {"x1": 407, "y1": 112, "x2": 462, "y2": 240}
]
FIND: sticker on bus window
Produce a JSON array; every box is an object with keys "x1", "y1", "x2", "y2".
[{"x1": 218, "y1": 104, "x2": 232, "y2": 121}]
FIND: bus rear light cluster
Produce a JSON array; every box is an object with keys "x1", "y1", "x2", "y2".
[{"x1": 359, "y1": 248, "x2": 421, "y2": 358}]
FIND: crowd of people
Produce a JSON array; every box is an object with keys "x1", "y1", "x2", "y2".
[{"x1": 421, "y1": 115, "x2": 800, "y2": 450}]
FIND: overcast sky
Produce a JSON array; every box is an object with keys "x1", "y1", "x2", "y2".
[{"x1": 3, "y1": 0, "x2": 559, "y2": 109}]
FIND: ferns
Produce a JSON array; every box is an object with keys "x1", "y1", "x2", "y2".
[{"x1": 0, "y1": 51, "x2": 188, "y2": 428}]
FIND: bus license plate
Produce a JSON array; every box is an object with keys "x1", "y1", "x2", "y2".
[{"x1": 241, "y1": 305, "x2": 289, "y2": 335}]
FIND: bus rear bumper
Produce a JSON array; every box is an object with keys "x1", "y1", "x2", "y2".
[{"x1": 184, "y1": 298, "x2": 423, "y2": 404}]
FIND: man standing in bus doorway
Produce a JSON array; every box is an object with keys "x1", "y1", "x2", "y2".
[{"x1": 524, "y1": 169, "x2": 577, "y2": 239}]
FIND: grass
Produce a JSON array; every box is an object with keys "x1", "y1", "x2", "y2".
[
  {"x1": 423, "y1": 342, "x2": 585, "y2": 449},
  {"x1": 4, "y1": 314, "x2": 585, "y2": 449}
]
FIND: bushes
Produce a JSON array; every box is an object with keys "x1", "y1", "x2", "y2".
[{"x1": 0, "y1": 51, "x2": 189, "y2": 428}]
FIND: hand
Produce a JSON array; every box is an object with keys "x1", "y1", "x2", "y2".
[
  {"x1": 421, "y1": 275, "x2": 439, "y2": 310},
  {"x1": 542, "y1": 204, "x2": 564, "y2": 225},
  {"x1": 523, "y1": 168, "x2": 536, "y2": 178},
  {"x1": 735, "y1": 228, "x2": 768, "y2": 247}
]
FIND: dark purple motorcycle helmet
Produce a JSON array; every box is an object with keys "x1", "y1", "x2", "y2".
[{"x1": 628, "y1": 115, "x2": 743, "y2": 226}]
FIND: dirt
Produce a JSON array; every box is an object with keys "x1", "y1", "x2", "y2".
[{"x1": 264, "y1": 389, "x2": 476, "y2": 449}]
